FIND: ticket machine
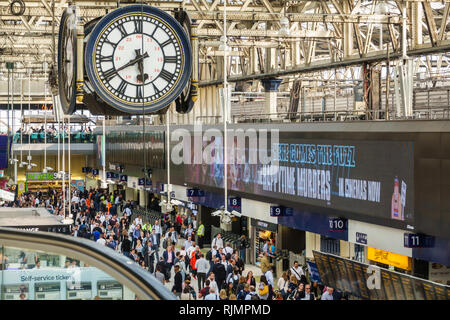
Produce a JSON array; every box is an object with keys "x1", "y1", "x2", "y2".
[
  {"x1": 97, "y1": 281, "x2": 123, "y2": 300},
  {"x1": 66, "y1": 282, "x2": 92, "y2": 300},
  {"x1": 34, "y1": 282, "x2": 61, "y2": 300},
  {"x1": 2, "y1": 284, "x2": 29, "y2": 300}
]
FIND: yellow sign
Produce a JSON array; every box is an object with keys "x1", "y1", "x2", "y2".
[{"x1": 367, "y1": 247, "x2": 412, "y2": 271}]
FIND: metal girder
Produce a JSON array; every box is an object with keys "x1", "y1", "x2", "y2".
[
  {"x1": 199, "y1": 41, "x2": 450, "y2": 86},
  {"x1": 422, "y1": 1, "x2": 439, "y2": 46},
  {"x1": 196, "y1": 28, "x2": 333, "y2": 38}
]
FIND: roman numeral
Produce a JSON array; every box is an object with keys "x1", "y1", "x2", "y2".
[
  {"x1": 136, "y1": 85, "x2": 143, "y2": 99},
  {"x1": 117, "y1": 81, "x2": 127, "y2": 95},
  {"x1": 150, "y1": 26, "x2": 158, "y2": 37},
  {"x1": 99, "y1": 55, "x2": 113, "y2": 63},
  {"x1": 152, "y1": 83, "x2": 160, "y2": 95},
  {"x1": 134, "y1": 19, "x2": 143, "y2": 33},
  {"x1": 103, "y1": 39, "x2": 117, "y2": 47},
  {"x1": 159, "y1": 69, "x2": 174, "y2": 83},
  {"x1": 117, "y1": 23, "x2": 127, "y2": 37},
  {"x1": 160, "y1": 39, "x2": 172, "y2": 48},
  {"x1": 164, "y1": 56, "x2": 177, "y2": 64},
  {"x1": 103, "y1": 68, "x2": 117, "y2": 81}
]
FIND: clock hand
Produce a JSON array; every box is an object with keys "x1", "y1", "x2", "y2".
[
  {"x1": 106, "y1": 52, "x2": 149, "y2": 80},
  {"x1": 135, "y1": 49, "x2": 149, "y2": 83}
]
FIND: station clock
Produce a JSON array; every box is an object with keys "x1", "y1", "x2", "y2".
[{"x1": 85, "y1": 5, "x2": 192, "y2": 114}]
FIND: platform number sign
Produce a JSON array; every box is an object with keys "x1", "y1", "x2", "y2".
[
  {"x1": 270, "y1": 206, "x2": 283, "y2": 216},
  {"x1": 228, "y1": 197, "x2": 241, "y2": 209},
  {"x1": 404, "y1": 233, "x2": 434, "y2": 248},
  {"x1": 329, "y1": 218, "x2": 347, "y2": 231},
  {"x1": 187, "y1": 189, "x2": 205, "y2": 197},
  {"x1": 270, "y1": 206, "x2": 293, "y2": 217}
]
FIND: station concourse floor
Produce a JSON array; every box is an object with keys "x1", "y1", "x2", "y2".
[{"x1": 157, "y1": 238, "x2": 264, "y2": 294}]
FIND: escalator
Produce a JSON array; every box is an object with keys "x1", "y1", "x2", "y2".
[{"x1": 0, "y1": 227, "x2": 176, "y2": 300}]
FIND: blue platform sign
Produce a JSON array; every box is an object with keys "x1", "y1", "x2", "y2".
[
  {"x1": 270, "y1": 206, "x2": 293, "y2": 217},
  {"x1": 404, "y1": 233, "x2": 435, "y2": 248},
  {"x1": 228, "y1": 197, "x2": 241, "y2": 210},
  {"x1": 92, "y1": 169, "x2": 99, "y2": 176},
  {"x1": 356, "y1": 232, "x2": 367, "y2": 245},
  {"x1": 120, "y1": 175, "x2": 128, "y2": 182},
  {"x1": 328, "y1": 218, "x2": 347, "y2": 231},
  {"x1": 106, "y1": 172, "x2": 113, "y2": 179},
  {"x1": 187, "y1": 189, "x2": 205, "y2": 197}
]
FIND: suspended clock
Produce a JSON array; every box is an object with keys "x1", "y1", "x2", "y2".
[
  {"x1": 174, "y1": 9, "x2": 195, "y2": 114},
  {"x1": 58, "y1": 7, "x2": 78, "y2": 114},
  {"x1": 85, "y1": 4, "x2": 192, "y2": 114}
]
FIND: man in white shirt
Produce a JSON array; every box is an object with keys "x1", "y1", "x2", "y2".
[
  {"x1": 211, "y1": 233, "x2": 223, "y2": 249},
  {"x1": 207, "y1": 272, "x2": 219, "y2": 293},
  {"x1": 223, "y1": 243, "x2": 233, "y2": 256},
  {"x1": 71, "y1": 194, "x2": 80, "y2": 204},
  {"x1": 186, "y1": 243, "x2": 196, "y2": 263},
  {"x1": 96, "y1": 233, "x2": 106, "y2": 246},
  {"x1": 184, "y1": 236, "x2": 193, "y2": 251},
  {"x1": 204, "y1": 288, "x2": 219, "y2": 300},
  {"x1": 264, "y1": 266, "x2": 274, "y2": 288},
  {"x1": 124, "y1": 206, "x2": 132, "y2": 222},
  {"x1": 290, "y1": 260, "x2": 304, "y2": 281},
  {"x1": 321, "y1": 287, "x2": 334, "y2": 300},
  {"x1": 134, "y1": 215, "x2": 143, "y2": 227}
]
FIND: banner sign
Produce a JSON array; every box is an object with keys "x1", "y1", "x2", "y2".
[
  {"x1": 184, "y1": 136, "x2": 414, "y2": 229},
  {"x1": 26, "y1": 172, "x2": 68, "y2": 181},
  {"x1": 313, "y1": 251, "x2": 448, "y2": 300}
]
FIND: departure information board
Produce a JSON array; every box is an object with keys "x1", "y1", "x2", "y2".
[{"x1": 313, "y1": 251, "x2": 449, "y2": 300}]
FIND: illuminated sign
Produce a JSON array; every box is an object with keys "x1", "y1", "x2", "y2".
[
  {"x1": 367, "y1": 247, "x2": 412, "y2": 271},
  {"x1": 26, "y1": 172, "x2": 68, "y2": 181}
]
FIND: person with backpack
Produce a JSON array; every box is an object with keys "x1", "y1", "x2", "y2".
[
  {"x1": 227, "y1": 268, "x2": 240, "y2": 294},
  {"x1": 198, "y1": 279, "x2": 211, "y2": 300},
  {"x1": 237, "y1": 283, "x2": 250, "y2": 300},
  {"x1": 211, "y1": 233, "x2": 224, "y2": 249}
]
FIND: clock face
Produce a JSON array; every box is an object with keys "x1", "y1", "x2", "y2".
[
  {"x1": 57, "y1": 7, "x2": 77, "y2": 114},
  {"x1": 85, "y1": 5, "x2": 192, "y2": 114}
]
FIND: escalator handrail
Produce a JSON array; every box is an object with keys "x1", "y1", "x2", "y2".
[{"x1": 0, "y1": 227, "x2": 176, "y2": 300}]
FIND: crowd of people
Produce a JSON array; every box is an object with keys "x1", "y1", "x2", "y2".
[
  {"x1": 11, "y1": 125, "x2": 94, "y2": 143},
  {"x1": 2, "y1": 187, "x2": 345, "y2": 300}
]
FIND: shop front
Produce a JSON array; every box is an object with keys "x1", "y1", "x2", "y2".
[
  {"x1": 250, "y1": 218, "x2": 278, "y2": 265},
  {"x1": 25, "y1": 172, "x2": 70, "y2": 194}
]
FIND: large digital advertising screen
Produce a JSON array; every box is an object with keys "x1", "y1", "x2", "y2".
[{"x1": 182, "y1": 132, "x2": 414, "y2": 226}]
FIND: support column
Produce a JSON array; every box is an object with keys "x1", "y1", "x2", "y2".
[
  {"x1": 411, "y1": 2, "x2": 423, "y2": 48},
  {"x1": 343, "y1": 1, "x2": 353, "y2": 58},
  {"x1": 260, "y1": 78, "x2": 282, "y2": 119}
]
